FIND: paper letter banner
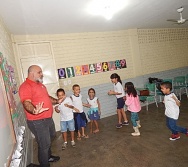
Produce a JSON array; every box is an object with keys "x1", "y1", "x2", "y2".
[
  {"x1": 58, "y1": 59, "x2": 127, "y2": 79},
  {"x1": 108, "y1": 61, "x2": 116, "y2": 71},
  {"x1": 89, "y1": 64, "x2": 96, "y2": 74},
  {"x1": 8, "y1": 65, "x2": 18, "y2": 94},
  {"x1": 120, "y1": 59, "x2": 127, "y2": 68},
  {"x1": 115, "y1": 60, "x2": 121, "y2": 69},
  {"x1": 95, "y1": 63, "x2": 103, "y2": 73},
  {"x1": 102, "y1": 62, "x2": 109, "y2": 72},
  {"x1": 0, "y1": 53, "x2": 17, "y2": 114},
  {"x1": 74, "y1": 65, "x2": 82, "y2": 76},
  {"x1": 58, "y1": 68, "x2": 66, "y2": 79},
  {"x1": 66, "y1": 67, "x2": 75, "y2": 78},
  {"x1": 82, "y1": 65, "x2": 90, "y2": 75}
]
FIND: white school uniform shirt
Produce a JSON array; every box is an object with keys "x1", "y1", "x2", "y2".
[
  {"x1": 58, "y1": 97, "x2": 74, "y2": 121},
  {"x1": 164, "y1": 93, "x2": 180, "y2": 120},
  {"x1": 87, "y1": 97, "x2": 98, "y2": 108},
  {"x1": 113, "y1": 82, "x2": 125, "y2": 98},
  {"x1": 71, "y1": 94, "x2": 84, "y2": 113}
]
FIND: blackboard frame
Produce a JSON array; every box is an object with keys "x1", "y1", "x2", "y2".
[{"x1": 0, "y1": 68, "x2": 16, "y2": 167}]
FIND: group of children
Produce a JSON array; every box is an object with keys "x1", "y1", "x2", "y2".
[
  {"x1": 108, "y1": 73, "x2": 141, "y2": 136},
  {"x1": 55, "y1": 73, "x2": 188, "y2": 150},
  {"x1": 55, "y1": 84, "x2": 101, "y2": 150},
  {"x1": 108, "y1": 73, "x2": 188, "y2": 140}
]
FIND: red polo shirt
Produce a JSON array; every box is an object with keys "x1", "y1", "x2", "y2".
[{"x1": 19, "y1": 78, "x2": 53, "y2": 120}]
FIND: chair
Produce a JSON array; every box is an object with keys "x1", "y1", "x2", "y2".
[
  {"x1": 163, "y1": 78, "x2": 173, "y2": 83},
  {"x1": 139, "y1": 83, "x2": 158, "y2": 111},
  {"x1": 155, "y1": 86, "x2": 163, "y2": 102},
  {"x1": 186, "y1": 74, "x2": 188, "y2": 87},
  {"x1": 173, "y1": 76, "x2": 188, "y2": 100}
]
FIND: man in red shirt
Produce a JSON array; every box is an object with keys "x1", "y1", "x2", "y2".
[{"x1": 19, "y1": 65, "x2": 64, "y2": 167}]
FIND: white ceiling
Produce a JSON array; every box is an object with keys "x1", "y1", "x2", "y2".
[{"x1": 0, "y1": 0, "x2": 188, "y2": 35}]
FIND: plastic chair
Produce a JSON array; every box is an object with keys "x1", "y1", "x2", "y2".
[
  {"x1": 139, "y1": 83, "x2": 158, "y2": 111},
  {"x1": 155, "y1": 86, "x2": 163, "y2": 102},
  {"x1": 186, "y1": 74, "x2": 188, "y2": 94},
  {"x1": 186, "y1": 74, "x2": 188, "y2": 86},
  {"x1": 163, "y1": 79, "x2": 173, "y2": 83},
  {"x1": 173, "y1": 76, "x2": 188, "y2": 100}
]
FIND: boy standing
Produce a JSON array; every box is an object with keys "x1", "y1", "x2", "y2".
[
  {"x1": 160, "y1": 81, "x2": 188, "y2": 141},
  {"x1": 71, "y1": 84, "x2": 89, "y2": 140},
  {"x1": 55, "y1": 88, "x2": 78, "y2": 149}
]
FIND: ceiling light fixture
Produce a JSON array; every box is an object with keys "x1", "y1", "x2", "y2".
[{"x1": 87, "y1": 0, "x2": 129, "y2": 20}]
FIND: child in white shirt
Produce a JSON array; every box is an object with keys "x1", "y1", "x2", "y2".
[
  {"x1": 55, "y1": 88, "x2": 78, "y2": 149},
  {"x1": 160, "y1": 81, "x2": 188, "y2": 141},
  {"x1": 108, "y1": 73, "x2": 129, "y2": 128},
  {"x1": 87, "y1": 88, "x2": 101, "y2": 134},
  {"x1": 71, "y1": 84, "x2": 90, "y2": 140}
]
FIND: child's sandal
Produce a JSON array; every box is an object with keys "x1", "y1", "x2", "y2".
[
  {"x1": 77, "y1": 136, "x2": 81, "y2": 141},
  {"x1": 81, "y1": 135, "x2": 89, "y2": 139},
  {"x1": 93, "y1": 129, "x2": 99, "y2": 134}
]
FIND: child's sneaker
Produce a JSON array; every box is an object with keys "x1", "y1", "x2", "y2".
[
  {"x1": 62, "y1": 142, "x2": 67, "y2": 150},
  {"x1": 169, "y1": 134, "x2": 180, "y2": 141},
  {"x1": 71, "y1": 141, "x2": 76, "y2": 148},
  {"x1": 122, "y1": 121, "x2": 129, "y2": 126},
  {"x1": 186, "y1": 129, "x2": 188, "y2": 136},
  {"x1": 116, "y1": 123, "x2": 122, "y2": 129}
]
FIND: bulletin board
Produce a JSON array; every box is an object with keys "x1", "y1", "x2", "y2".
[
  {"x1": 0, "y1": 53, "x2": 17, "y2": 118},
  {"x1": 0, "y1": 63, "x2": 16, "y2": 166}
]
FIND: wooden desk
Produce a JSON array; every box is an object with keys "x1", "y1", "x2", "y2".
[{"x1": 136, "y1": 88, "x2": 149, "y2": 96}]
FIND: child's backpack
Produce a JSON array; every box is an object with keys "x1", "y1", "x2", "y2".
[{"x1": 148, "y1": 77, "x2": 163, "y2": 91}]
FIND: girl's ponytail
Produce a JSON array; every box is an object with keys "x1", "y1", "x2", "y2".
[
  {"x1": 110, "y1": 73, "x2": 122, "y2": 84},
  {"x1": 125, "y1": 82, "x2": 137, "y2": 97},
  {"x1": 117, "y1": 75, "x2": 122, "y2": 84}
]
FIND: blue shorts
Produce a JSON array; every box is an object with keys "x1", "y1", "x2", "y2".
[
  {"x1": 74, "y1": 112, "x2": 87, "y2": 131},
  {"x1": 117, "y1": 97, "x2": 125, "y2": 109},
  {"x1": 60, "y1": 119, "x2": 75, "y2": 132}
]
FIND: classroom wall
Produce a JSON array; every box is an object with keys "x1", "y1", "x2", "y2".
[
  {"x1": 12, "y1": 29, "x2": 135, "y2": 89},
  {"x1": 12, "y1": 28, "x2": 188, "y2": 89},
  {"x1": 0, "y1": 18, "x2": 15, "y2": 68},
  {"x1": 12, "y1": 28, "x2": 188, "y2": 130},
  {"x1": 138, "y1": 28, "x2": 188, "y2": 74},
  {"x1": 0, "y1": 17, "x2": 21, "y2": 104},
  {"x1": 0, "y1": 17, "x2": 32, "y2": 166}
]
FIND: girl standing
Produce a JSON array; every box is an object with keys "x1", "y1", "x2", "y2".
[
  {"x1": 87, "y1": 88, "x2": 101, "y2": 134},
  {"x1": 108, "y1": 73, "x2": 129, "y2": 128},
  {"x1": 124, "y1": 82, "x2": 141, "y2": 136}
]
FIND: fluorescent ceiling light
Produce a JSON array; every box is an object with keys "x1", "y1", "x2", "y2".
[{"x1": 87, "y1": 0, "x2": 129, "y2": 20}]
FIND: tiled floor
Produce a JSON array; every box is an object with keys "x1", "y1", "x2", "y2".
[{"x1": 33, "y1": 95, "x2": 188, "y2": 167}]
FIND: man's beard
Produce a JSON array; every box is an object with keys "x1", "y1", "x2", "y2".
[{"x1": 36, "y1": 78, "x2": 43, "y2": 83}]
